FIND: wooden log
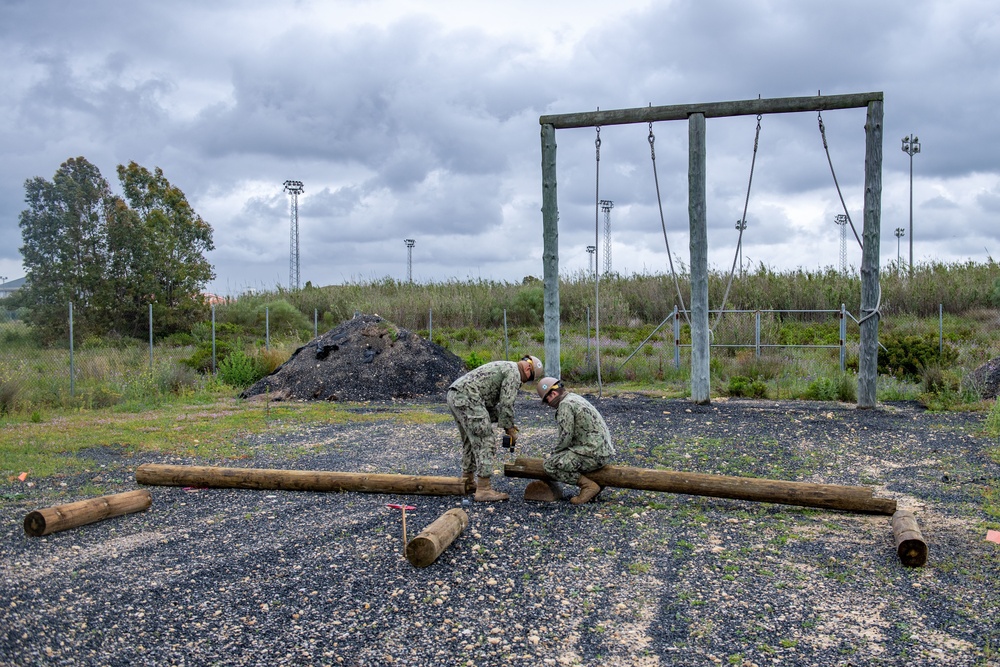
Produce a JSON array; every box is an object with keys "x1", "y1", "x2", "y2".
[
  {"x1": 405, "y1": 508, "x2": 469, "y2": 568},
  {"x1": 23, "y1": 489, "x2": 152, "y2": 537},
  {"x1": 892, "y1": 509, "x2": 928, "y2": 567},
  {"x1": 504, "y1": 458, "x2": 897, "y2": 515},
  {"x1": 523, "y1": 480, "x2": 563, "y2": 503},
  {"x1": 136, "y1": 464, "x2": 467, "y2": 496}
]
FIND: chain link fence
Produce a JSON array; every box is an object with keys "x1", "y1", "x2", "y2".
[{"x1": 2, "y1": 302, "x2": 998, "y2": 413}]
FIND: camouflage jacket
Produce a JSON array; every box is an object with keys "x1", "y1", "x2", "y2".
[
  {"x1": 448, "y1": 361, "x2": 522, "y2": 429},
  {"x1": 554, "y1": 393, "x2": 614, "y2": 458}
]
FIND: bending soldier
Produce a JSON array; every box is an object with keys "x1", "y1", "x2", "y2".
[
  {"x1": 536, "y1": 377, "x2": 615, "y2": 504},
  {"x1": 447, "y1": 355, "x2": 543, "y2": 502}
]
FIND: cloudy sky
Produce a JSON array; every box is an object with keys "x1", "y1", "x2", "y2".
[{"x1": 1, "y1": 0, "x2": 998, "y2": 296}]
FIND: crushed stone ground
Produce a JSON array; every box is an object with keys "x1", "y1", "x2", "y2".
[{"x1": 2, "y1": 395, "x2": 1000, "y2": 666}]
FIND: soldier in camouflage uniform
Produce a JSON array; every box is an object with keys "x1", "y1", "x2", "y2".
[
  {"x1": 536, "y1": 377, "x2": 614, "y2": 504},
  {"x1": 447, "y1": 355, "x2": 543, "y2": 502}
]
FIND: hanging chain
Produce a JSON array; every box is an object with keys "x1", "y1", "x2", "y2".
[
  {"x1": 648, "y1": 122, "x2": 656, "y2": 161},
  {"x1": 595, "y1": 126, "x2": 601, "y2": 161},
  {"x1": 818, "y1": 110, "x2": 863, "y2": 250}
]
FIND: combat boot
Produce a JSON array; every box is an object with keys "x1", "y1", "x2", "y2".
[
  {"x1": 474, "y1": 476, "x2": 509, "y2": 502},
  {"x1": 462, "y1": 471, "x2": 476, "y2": 494},
  {"x1": 570, "y1": 475, "x2": 601, "y2": 505}
]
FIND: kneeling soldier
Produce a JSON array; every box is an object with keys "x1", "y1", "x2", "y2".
[{"x1": 536, "y1": 377, "x2": 615, "y2": 504}]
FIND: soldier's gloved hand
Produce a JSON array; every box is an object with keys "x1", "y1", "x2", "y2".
[{"x1": 504, "y1": 426, "x2": 519, "y2": 449}]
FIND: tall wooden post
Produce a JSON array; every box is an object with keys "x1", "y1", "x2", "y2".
[
  {"x1": 689, "y1": 112, "x2": 710, "y2": 404},
  {"x1": 858, "y1": 100, "x2": 883, "y2": 408},
  {"x1": 541, "y1": 122, "x2": 561, "y2": 379}
]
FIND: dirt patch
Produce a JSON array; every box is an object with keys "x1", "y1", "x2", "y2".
[{"x1": 241, "y1": 313, "x2": 466, "y2": 402}]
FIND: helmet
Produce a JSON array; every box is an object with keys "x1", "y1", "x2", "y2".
[
  {"x1": 520, "y1": 355, "x2": 544, "y2": 381},
  {"x1": 536, "y1": 376, "x2": 562, "y2": 400}
]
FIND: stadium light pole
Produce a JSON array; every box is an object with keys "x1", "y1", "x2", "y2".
[
  {"x1": 404, "y1": 239, "x2": 415, "y2": 283},
  {"x1": 586, "y1": 245, "x2": 596, "y2": 276},
  {"x1": 894, "y1": 227, "x2": 905, "y2": 276},
  {"x1": 901, "y1": 134, "x2": 920, "y2": 278}
]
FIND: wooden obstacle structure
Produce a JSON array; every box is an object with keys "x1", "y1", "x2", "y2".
[
  {"x1": 23, "y1": 490, "x2": 152, "y2": 537},
  {"x1": 504, "y1": 458, "x2": 897, "y2": 515},
  {"x1": 136, "y1": 463, "x2": 470, "y2": 496},
  {"x1": 405, "y1": 508, "x2": 469, "y2": 568}
]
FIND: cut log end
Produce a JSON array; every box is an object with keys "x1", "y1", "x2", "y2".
[
  {"x1": 524, "y1": 480, "x2": 563, "y2": 503},
  {"x1": 404, "y1": 508, "x2": 469, "y2": 568},
  {"x1": 23, "y1": 511, "x2": 47, "y2": 537},
  {"x1": 892, "y1": 509, "x2": 928, "y2": 567}
]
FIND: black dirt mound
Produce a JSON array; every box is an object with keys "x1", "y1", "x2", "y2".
[
  {"x1": 240, "y1": 314, "x2": 466, "y2": 401},
  {"x1": 966, "y1": 356, "x2": 1000, "y2": 399}
]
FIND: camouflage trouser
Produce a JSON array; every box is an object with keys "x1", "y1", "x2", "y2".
[
  {"x1": 543, "y1": 450, "x2": 608, "y2": 486},
  {"x1": 446, "y1": 389, "x2": 498, "y2": 478}
]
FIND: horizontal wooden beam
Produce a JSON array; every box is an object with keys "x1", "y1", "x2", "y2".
[
  {"x1": 137, "y1": 464, "x2": 469, "y2": 496},
  {"x1": 504, "y1": 457, "x2": 896, "y2": 515},
  {"x1": 540, "y1": 92, "x2": 883, "y2": 129}
]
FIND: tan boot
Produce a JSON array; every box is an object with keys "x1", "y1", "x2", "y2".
[
  {"x1": 474, "y1": 476, "x2": 509, "y2": 502},
  {"x1": 462, "y1": 471, "x2": 476, "y2": 495},
  {"x1": 570, "y1": 475, "x2": 601, "y2": 505}
]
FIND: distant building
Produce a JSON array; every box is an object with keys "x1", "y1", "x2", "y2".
[{"x1": 0, "y1": 277, "x2": 25, "y2": 299}]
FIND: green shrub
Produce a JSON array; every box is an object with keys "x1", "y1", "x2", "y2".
[
  {"x1": 465, "y1": 351, "x2": 490, "y2": 370},
  {"x1": 878, "y1": 333, "x2": 958, "y2": 380},
  {"x1": 726, "y1": 375, "x2": 767, "y2": 398},
  {"x1": 984, "y1": 398, "x2": 1000, "y2": 439},
  {"x1": 804, "y1": 374, "x2": 856, "y2": 402},
  {"x1": 218, "y1": 348, "x2": 267, "y2": 388},
  {"x1": 0, "y1": 378, "x2": 17, "y2": 415},
  {"x1": 183, "y1": 340, "x2": 234, "y2": 373}
]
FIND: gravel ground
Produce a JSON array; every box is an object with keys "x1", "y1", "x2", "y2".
[{"x1": 2, "y1": 395, "x2": 999, "y2": 667}]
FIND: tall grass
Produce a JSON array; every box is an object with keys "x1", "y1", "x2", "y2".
[{"x1": 2, "y1": 260, "x2": 998, "y2": 414}]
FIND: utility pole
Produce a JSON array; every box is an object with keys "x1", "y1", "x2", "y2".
[
  {"x1": 586, "y1": 245, "x2": 597, "y2": 276},
  {"x1": 834, "y1": 214, "x2": 848, "y2": 274},
  {"x1": 599, "y1": 200, "x2": 614, "y2": 276},
  {"x1": 901, "y1": 134, "x2": 920, "y2": 278},
  {"x1": 894, "y1": 227, "x2": 905, "y2": 276},
  {"x1": 283, "y1": 180, "x2": 304, "y2": 290},
  {"x1": 404, "y1": 239, "x2": 415, "y2": 283}
]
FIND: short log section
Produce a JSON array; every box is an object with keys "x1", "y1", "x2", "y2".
[
  {"x1": 892, "y1": 509, "x2": 928, "y2": 567},
  {"x1": 136, "y1": 464, "x2": 467, "y2": 496},
  {"x1": 504, "y1": 457, "x2": 897, "y2": 515},
  {"x1": 405, "y1": 508, "x2": 469, "y2": 568},
  {"x1": 24, "y1": 489, "x2": 152, "y2": 537}
]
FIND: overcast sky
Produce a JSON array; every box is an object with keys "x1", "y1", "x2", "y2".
[{"x1": 1, "y1": 0, "x2": 997, "y2": 296}]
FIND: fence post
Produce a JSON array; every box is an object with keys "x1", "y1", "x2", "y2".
[
  {"x1": 265, "y1": 307, "x2": 270, "y2": 351},
  {"x1": 148, "y1": 303, "x2": 154, "y2": 372},
  {"x1": 503, "y1": 309, "x2": 510, "y2": 361},
  {"x1": 211, "y1": 305, "x2": 217, "y2": 375},
  {"x1": 69, "y1": 302, "x2": 75, "y2": 397},
  {"x1": 428, "y1": 309, "x2": 433, "y2": 343},
  {"x1": 673, "y1": 306, "x2": 680, "y2": 370},
  {"x1": 939, "y1": 304, "x2": 943, "y2": 357},
  {"x1": 755, "y1": 311, "x2": 761, "y2": 358},
  {"x1": 314, "y1": 309, "x2": 318, "y2": 339},
  {"x1": 840, "y1": 304, "x2": 847, "y2": 371},
  {"x1": 585, "y1": 306, "x2": 591, "y2": 364}
]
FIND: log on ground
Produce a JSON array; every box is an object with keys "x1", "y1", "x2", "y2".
[
  {"x1": 405, "y1": 508, "x2": 469, "y2": 568},
  {"x1": 136, "y1": 464, "x2": 467, "y2": 496},
  {"x1": 504, "y1": 457, "x2": 897, "y2": 515},
  {"x1": 892, "y1": 509, "x2": 928, "y2": 567},
  {"x1": 24, "y1": 489, "x2": 152, "y2": 537}
]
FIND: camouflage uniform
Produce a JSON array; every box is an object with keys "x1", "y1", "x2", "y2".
[
  {"x1": 543, "y1": 393, "x2": 614, "y2": 485},
  {"x1": 447, "y1": 361, "x2": 522, "y2": 478}
]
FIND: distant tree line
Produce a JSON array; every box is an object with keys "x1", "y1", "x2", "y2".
[{"x1": 13, "y1": 157, "x2": 214, "y2": 343}]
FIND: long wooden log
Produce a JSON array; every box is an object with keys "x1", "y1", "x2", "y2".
[
  {"x1": 23, "y1": 489, "x2": 152, "y2": 537},
  {"x1": 136, "y1": 464, "x2": 467, "y2": 496},
  {"x1": 504, "y1": 458, "x2": 897, "y2": 515},
  {"x1": 405, "y1": 508, "x2": 469, "y2": 568},
  {"x1": 892, "y1": 509, "x2": 928, "y2": 567}
]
